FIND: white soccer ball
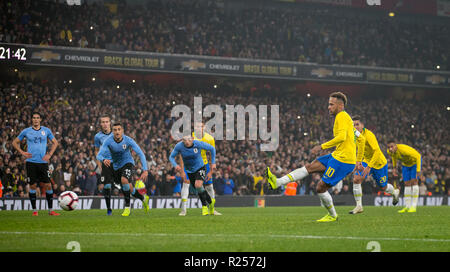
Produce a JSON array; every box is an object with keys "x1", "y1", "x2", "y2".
[{"x1": 58, "y1": 191, "x2": 79, "y2": 211}]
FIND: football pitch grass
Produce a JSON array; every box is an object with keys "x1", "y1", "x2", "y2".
[{"x1": 1, "y1": 206, "x2": 449, "y2": 252}]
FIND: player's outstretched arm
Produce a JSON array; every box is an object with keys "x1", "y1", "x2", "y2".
[
  {"x1": 355, "y1": 129, "x2": 365, "y2": 163},
  {"x1": 169, "y1": 144, "x2": 181, "y2": 170},
  {"x1": 177, "y1": 154, "x2": 188, "y2": 182},
  {"x1": 96, "y1": 141, "x2": 109, "y2": 163}
]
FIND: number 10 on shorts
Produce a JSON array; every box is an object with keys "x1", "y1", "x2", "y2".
[{"x1": 325, "y1": 167, "x2": 335, "y2": 177}]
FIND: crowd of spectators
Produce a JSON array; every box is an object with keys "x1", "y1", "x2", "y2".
[
  {"x1": 0, "y1": 77, "x2": 449, "y2": 199},
  {"x1": 1, "y1": 0, "x2": 449, "y2": 71}
]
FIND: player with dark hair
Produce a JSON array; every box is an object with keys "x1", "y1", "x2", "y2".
[
  {"x1": 387, "y1": 139, "x2": 421, "y2": 213},
  {"x1": 349, "y1": 115, "x2": 399, "y2": 214},
  {"x1": 94, "y1": 114, "x2": 115, "y2": 215},
  {"x1": 266, "y1": 92, "x2": 366, "y2": 222},
  {"x1": 96, "y1": 122, "x2": 150, "y2": 216},
  {"x1": 169, "y1": 135, "x2": 217, "y2": 216},
  {"x1": 12, "y1": 112, "x2": 60, "y2": 216}
]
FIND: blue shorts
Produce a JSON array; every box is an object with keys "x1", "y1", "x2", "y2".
[
  {"x1": 402, "y1": 164, "x2": 419, "y2": 182},
  {"x1": 354, "y1": 162, "x2": 388, "y2": 188},
  {"x1": 317, "y1": 153, "x2": 355, "y2": 186},
  {"x1": 184, "y1": 163, "x2": 213, "y2": 185}
]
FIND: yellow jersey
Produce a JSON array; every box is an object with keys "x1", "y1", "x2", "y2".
[
  {"x1": 192, "y1": 131, "x2": 215, "y2": 165},
  {"x1": 253, "y1": 175, "x2": 264, "y2": 196},
  {"x1": 321, "y1": 111, "x2": 365, "y2": 164},
  {"x1": 387, "y1": 144, "x2": 421, "y2": 172},
  {"x1": 360, "y1": 128, "x2": 387, "y2": 170}
]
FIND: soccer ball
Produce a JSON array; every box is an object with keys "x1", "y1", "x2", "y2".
[{"x1": 58, "y1": 191, "x2": 79, "y2": 211}]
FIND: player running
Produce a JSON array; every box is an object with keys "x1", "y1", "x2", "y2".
[
  {"x1": 94, "y1": 114, "x2": 115, "y2": 215},
  {"x1": 169, "y1": 135, "x2": 217, "y2": 216},
  {"x1": 178, "y1": 122, "x2": 222, "y2": 216},
  {"x1": 12, "y1": 112, "x2": 60, "y2": 216},
  {"x1": 265, "y1": 92, "x2": 365, "y2": 222},
  {"x1": 349, "y1": 115, "x2": 399, "y2": 214},
  {"x1": 387, "y1": 140, "x2": 421, "y2": 213},
  {"x1": 96, "y1": 122, "x2": 150, "y2": 216}
]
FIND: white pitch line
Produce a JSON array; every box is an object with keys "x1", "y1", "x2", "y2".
[{"x1": 0, "y1": 231, "x2": 449, "y2": 243}]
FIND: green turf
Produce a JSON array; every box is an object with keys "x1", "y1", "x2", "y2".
[{"x1": 0, "y1": 206, "x2": 449, "y2": 252}]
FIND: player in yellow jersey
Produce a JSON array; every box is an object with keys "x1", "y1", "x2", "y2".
[
  {"x1": 266, "y1": 92, "x2": 365, "y2": 222},
  {"x1": 387, "y1": 140, "x2": 421, "y2": 213},
  {"x1": 178, "y1": 122, "x2": 221, "y2": 216},
  {"x1": 349, "y1": 116, "x2": 400, "y2": 214}
]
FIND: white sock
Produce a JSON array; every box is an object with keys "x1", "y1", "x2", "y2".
[
  {"x1": 411, "y1": 185, "x2": 419, "y2": 208},
  {"x1": 277, "y1": 167, "x2": 309, "y2": 186},
  {"x1": 353, "y1": 183, "x2": 362, "y2": 207},
  {"x1": 181, "y1": 182, "x2": 190, "y2": 210},
  {"x1": 404, "y1": 186, "x2": 412, "y2": 209},
  {"x1": 205, "y1": 184, "x2": 215, "y2": 200},
  {"x1": 384, "y1": 183, "x2": 394, "y2": 195},
  {"x1": 318, "y1": 191, "x2": 337, "y2": 217}
]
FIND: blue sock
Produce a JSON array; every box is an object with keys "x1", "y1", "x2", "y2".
[{"x1": 29, "y1": 189, "x2": 37, "y2": 210}]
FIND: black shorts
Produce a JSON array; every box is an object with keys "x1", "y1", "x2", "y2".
[
  {"x1": 187, "y1": 165, "x2": 207, "y2": 183},
  {"x1": 100, "y1": 162, "x2": 115, "y2": 185},
  {"x1": 26, "y1": 162, "x2": 51, "y2": 185},
  {"x1": 113, "y1": 163, "x2": 134, "y2": 184}
]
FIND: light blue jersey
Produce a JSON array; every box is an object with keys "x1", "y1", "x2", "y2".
[
  {"x1": 97, "y1": 135, "x2": 148, "y2": 171},
  {"x1": 94, "y1": 131, "x2": 112, "y2": 160},
  {"x1": 169, "y1": 140, "x2": 216, "y2": 173},
  {"x1": 17, "y1": 126, "x2": 55, "y2": 163}
]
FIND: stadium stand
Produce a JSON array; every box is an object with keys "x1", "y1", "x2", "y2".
[
  {"x1": 1, "y1": 0, "x2": 449, "y2": 71},
  {"x1": 0, "y1": 76, "x2": 449, "y2": 197}
]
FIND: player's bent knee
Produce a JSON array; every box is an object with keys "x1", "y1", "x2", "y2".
[
  {"x1": 353, "y1": 175, "x2": 364, "y2": 184},
  {"x1": 306, "y1": 160, "x2": 326, "y2": 174},
  {"x1": 194, "y1": 180, "x2": 203, "y2": 188},
  {"x1": 316, "y1": 180, "x2": 329, "y2": 194}
]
